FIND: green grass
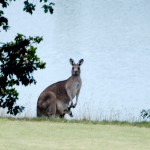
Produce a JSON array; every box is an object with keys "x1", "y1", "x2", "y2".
[{"x1": 0, "y1": 118, "x2": 150, "y2": 150}]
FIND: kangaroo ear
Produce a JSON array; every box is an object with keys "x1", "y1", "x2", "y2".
[
  {"x1": 78, "y1": 59, "x2": 84, "y2": 66},
  {"x1": 69, "y1": 58, "x2": 75, "y2": 66}
]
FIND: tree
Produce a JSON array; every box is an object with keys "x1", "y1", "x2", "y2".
[
  {"x1": 141, "y1": 109, "x2": 150, "y2": 119},
  {"x1": 0, "y1": 0, "x2": 54, "y2": 115},
  {"x1": 0, "y1": 0, "x2": 55, "y2": 32}
]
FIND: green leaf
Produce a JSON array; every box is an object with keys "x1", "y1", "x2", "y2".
[
  {"x1": 23, "y1": 0, "x2": 36, "y2": 15},
  {"x1": 0, "y1": 33, "x2": 46, "y2": 115},
  {"x1": 0, "y1": 11, "x2": 4, "y2": 16}
]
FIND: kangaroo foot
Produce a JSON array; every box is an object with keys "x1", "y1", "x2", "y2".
[
  {"x1": 70, "y1": 112, "x2": 73, "y2": 117},
  {"x1": 64, "y1": 108, "x2": 73, "y2": 117}
]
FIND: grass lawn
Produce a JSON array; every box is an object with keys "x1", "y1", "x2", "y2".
[{"x1": 0, "y1": 118, "x2": 150, "y2": 150}]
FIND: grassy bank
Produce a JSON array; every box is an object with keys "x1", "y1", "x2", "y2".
[{"x1": 0, "y1": 118, "x2": 150, "y2": 150}]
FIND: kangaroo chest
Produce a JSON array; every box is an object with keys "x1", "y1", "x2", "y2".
[
  {"x1": 66, "y1": 78, "x2": 81, "y2": 99},
  {"x1": 70, "y1": 81, "x2": 80, "y2": 97}
]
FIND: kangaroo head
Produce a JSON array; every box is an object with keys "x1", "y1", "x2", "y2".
[{"x1": 70, "y1": 58, "x2": 84, "y2": 76}]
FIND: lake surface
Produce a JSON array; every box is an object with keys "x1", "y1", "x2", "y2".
[{"x1": 1, "y1": 0, "x2": 150, "y2": 121}]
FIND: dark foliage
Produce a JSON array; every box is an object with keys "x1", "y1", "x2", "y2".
[
  {"x1": 0, "y1": 0, "x2": 54, "y2": 32},
  {"x1": 0, "y1": 34, "x2": 46, "y2": 115},
  {"x1": 0, "y1": 0, "x2": 54, "y2": 115},
  {"x1": 141, "y1": 109, "x2": 150, "y2": 119},
  {"x1": 0, "y1": 10, "x2": 9, "y2": 31}
]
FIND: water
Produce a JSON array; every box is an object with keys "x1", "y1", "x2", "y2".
[{"x1": 1, "y1": 0, "x2": 150, "y2": 121}]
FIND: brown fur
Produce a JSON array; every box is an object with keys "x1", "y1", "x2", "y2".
[{"x1": 37, "y1": 58, "x2": 84, "y2": 118}]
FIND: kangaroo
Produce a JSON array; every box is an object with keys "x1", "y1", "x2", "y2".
[
  {"x1": 37, "y1": 58, "x2": 84, "y2": 118},
  {"x1": 59, "y1": 107, "x2": 73, "y2": 118}
]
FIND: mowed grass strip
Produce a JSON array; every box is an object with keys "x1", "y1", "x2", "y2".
[{"x1": 0, "y1": 118, "x2": 150, "y2": 150}]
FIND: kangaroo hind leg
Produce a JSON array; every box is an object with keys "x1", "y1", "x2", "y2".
[{"x1": 46, "y1": 92, "x2": 57, "y2": 118}]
